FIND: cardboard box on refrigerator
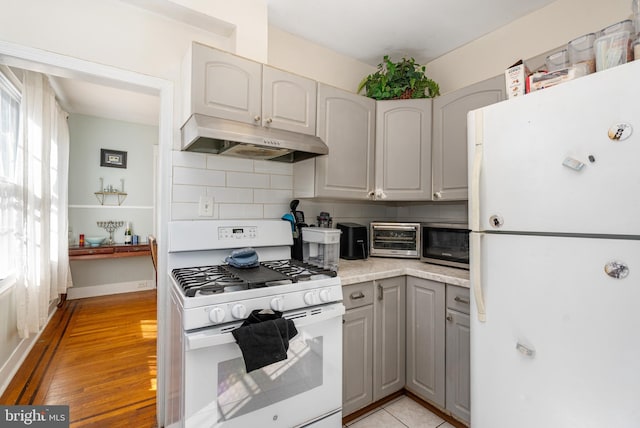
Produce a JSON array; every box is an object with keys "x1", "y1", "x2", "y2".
[{"x1": 505, "y1": 60, "x2": 531, "y2": 99}]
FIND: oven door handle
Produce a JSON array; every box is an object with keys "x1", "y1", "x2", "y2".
[{"x1": 186, "y1": 303, "x2": 346, "y2": 351}]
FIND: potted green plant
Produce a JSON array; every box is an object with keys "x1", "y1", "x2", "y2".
[{"x1": 357, "y1": 55, "x2": 440, "y2": 100}]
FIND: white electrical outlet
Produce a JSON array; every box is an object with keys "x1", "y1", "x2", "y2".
[{"x1": 199, "y1": 195, "x2": 214, "y2": 216}]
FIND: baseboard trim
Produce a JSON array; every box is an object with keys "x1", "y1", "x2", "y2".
[
  {"x1": 0, "y1": 302, "x2": 58, "y2": 397},
  {"x1": 67, "y1": 280, "x2": 155, "y2": 300}
]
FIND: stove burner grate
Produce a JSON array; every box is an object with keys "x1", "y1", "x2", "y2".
[{"x1": 172, "y1": 259, "x2": 338, "y2": 297}]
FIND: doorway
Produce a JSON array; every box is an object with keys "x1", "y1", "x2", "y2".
[{"x1": 0, "y1": 40, "x2": 172, "y2": 427}]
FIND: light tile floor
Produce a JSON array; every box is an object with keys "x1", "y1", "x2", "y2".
[{"x1": 344, "y1": 396, "x2": 457, "y2": 428}]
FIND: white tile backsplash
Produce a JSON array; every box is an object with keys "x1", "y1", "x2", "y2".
[
  {"x1": 254, "y1": 160, "x2": 293, "y2": 175},
  {"x1": 270, "y1": 174, "x2": 293, "y2": 190},
  {"x1": 227, "y1": 171, "x2": 271, "y2": 189},
  {"x1": 219, "y1": 203, "x2": 263, "y2": 219},
  {"x1": 264, "y1": 203, "x2": 291, "y2": 219},
  {"x1": 172, "y1": 202, "x2": 207, "y2": 220},
  {"x1": 172, "y1": 151, "x2": 207, "y2": 168},
  {"x1": 170, "y1": 152, "x2": 469, "y2": 222},
  {"x1": 173, "y1": 166, "x2": 225, "y2": 186},
  {"x1": 253, "y1": 189, "x2": 293, "y2": 204},
  {"x1": 172, "y1": 185, "x2": 207, "y2": 203},
  {"x1": 207, "y1": 187, "x2": 253, "y2": 203},
  {"x1": 206, "y1": 155, "x2": 254, "y2": 172}
]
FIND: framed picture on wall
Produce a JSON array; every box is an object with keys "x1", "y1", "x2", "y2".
[{"x1": 100, "y1": 149, "x2": 127, "y2": 168}]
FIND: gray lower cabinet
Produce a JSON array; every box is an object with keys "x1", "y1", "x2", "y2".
[
  {"x1": 406, "y1": 277, "x2": 446, "y2": 407},
  {"x1": 446, "y1": 286, "x2": 471, "y2": 424},
  {"x1": 373, "y1": 277, "x2": 406, "y2": 400},
  {"x1": 342, "y1": 277, "x2": 405, "y2": 416},
  {"x1": 342, "y1": 282, "x2": 374, "y2": 415},
  {"x1": 431, "y1": 74, "x2": 505, "y2": 201}
]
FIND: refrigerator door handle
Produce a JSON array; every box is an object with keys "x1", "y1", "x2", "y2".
[
  {"x1": 470, "y1": 109, "x2": 483, "y2": 232},
  {"x1": 470, "y1": 109, "x2": 486, "y2": 322},
  {"x1": 471, "y1": 232, "x2": 486, "y2": 322}
]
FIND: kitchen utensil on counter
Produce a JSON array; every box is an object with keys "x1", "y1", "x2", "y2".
[
  {"x1": 317, "y1": 211, "x2": 332, "y2": 228},
  {"x1": 281, "y1": 213, "x2": 296, "y2": 233},
  {"x1": 290, "y1": 199, "x2": 305, "y2": 225},
  {"x1": 289, "y1": 199, "x2": 306, "y2": 260}
]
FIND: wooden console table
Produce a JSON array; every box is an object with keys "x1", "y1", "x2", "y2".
[
  {"x1": 69, "y1": 243, "x2": 151, "y2": 260},
  {"x1": 61, "y1": 243, "x2": 152, "y2": 307}
]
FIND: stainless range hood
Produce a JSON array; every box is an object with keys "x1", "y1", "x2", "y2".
[{"x1": 181, "y1": 114, "x2": 328, "y2": 163}]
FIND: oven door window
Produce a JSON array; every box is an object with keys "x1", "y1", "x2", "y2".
[
  {"x1": 372, "y1": 227, "x2": 416, "y2": 251},
  {"x1": 184, "y1": 312, "x2": 342, "y2": 428}
]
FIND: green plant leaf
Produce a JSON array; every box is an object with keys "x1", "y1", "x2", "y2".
[{"x1": 357, "y1": 55, "x2": 440, "y2": 100}]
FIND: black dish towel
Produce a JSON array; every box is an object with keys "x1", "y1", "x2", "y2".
[{"x1": 231, "y1": 310, "x2": 298, "y2": 373}]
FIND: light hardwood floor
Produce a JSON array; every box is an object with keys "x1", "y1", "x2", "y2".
[{"x1": 1, "y1": 290, "x2": 157, "y2": 427}]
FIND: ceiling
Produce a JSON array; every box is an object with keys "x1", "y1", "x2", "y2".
[
  {"x1": 266, "y1": 0, "x2": 556, "y2": 66},
  {"x1": 48, "y1": 0, "x2": 557, "y2": 126}
]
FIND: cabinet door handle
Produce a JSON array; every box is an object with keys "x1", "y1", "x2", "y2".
[
  {"x1": 349, "y1": 291, "x2": 365, "y2": 300},
  {"x1": 265, "y1": 117, "x2": 273, "y2": 124},
  {"x1": 446, "y1": 314, "x2": 454, "y2": 322},
  {"x1": 454, "y1": 296, "x2": 470, "y2": 305},
  {"x1": 253, "y1": 115, "x2": 261, "y2": 122},
  {"x1": 377, "y1": 283, "x2": 383, "y2": 301}
]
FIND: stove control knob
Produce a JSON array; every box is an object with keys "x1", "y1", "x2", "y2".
[
  {"x1": 303, "y1": 291, "x2": 317, "y2": 306},
  {"x1": 319, "y1": 289, "x2": 332, "y2": 302},
  {"x1": 231, "y1": 304, "x2": 247, "y2": 319},
  {"x1": 270, "y1": 297, "x2": 285, "y2": 312},
  {"x1": 208, "y1": 307, "x2": 226, "y2": 324}
]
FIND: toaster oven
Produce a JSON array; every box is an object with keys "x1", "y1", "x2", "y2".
[{"x1": 369, "y1": 222, "x2": 420, "y2": 258}]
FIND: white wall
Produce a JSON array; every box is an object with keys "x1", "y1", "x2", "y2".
[
  {"x1": 268, "y1": 26, "x2": 375, "y2": 93},
  {"x1": 68, "y1": 114, "x2": 156, "y2": 239},
  {"x1": 426, "y1": 0, "x2": 632, "y2": 94},
  {"x1": 67, "y1": 114, "x2": 156, "y2": 295}
]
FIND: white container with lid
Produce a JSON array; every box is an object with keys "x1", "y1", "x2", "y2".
[{"x1": 301, "y1": 227, "x2": 341, "y2": 271}]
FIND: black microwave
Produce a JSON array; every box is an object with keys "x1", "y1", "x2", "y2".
[{"x1": 421, "y1": 222, "x2": 470, "y2": 269}]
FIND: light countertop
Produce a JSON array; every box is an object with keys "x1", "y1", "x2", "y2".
[{"x1": 336, "y1": 257, "x2": 470, "y2": 288}]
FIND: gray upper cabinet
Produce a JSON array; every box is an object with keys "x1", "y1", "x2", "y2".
[
  {"x1": 373, "y1": 277, "x2": 406, "y2": 401},
  {"x1": 262, "y1": 65, "x2": 317, "y2": 135},
  {"x1": 375, "y1": 99, "x2": 432, "y2": 200},
  {"x1": 188, "y1": 42, "x2": 261, "y2": 124},
  {"x1": 294, "y1": 83, "x2": 375, "y2": 199},
  {"x1": 431, "y1": 74, "x2": 505, "y2": 200},
  {"x1": 188, "y1": 42, "x2": 316, "y2": 135},
  {"x1": 406, "y1": 276, "x2": 446, "y2": 407}
]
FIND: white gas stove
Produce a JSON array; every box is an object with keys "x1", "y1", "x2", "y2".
[{"x1": 165, "y1": 220, "x2": 344, "y2": 428}]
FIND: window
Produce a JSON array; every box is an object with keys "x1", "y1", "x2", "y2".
[
  {"x1": 0, "y1": 67, "x2": 20, "y2": 180},
  {"x1": 0, "y1": 66, "x2": 21, "y2": 281}
]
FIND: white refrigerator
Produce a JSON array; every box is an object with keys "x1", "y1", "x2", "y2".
[{"x1": 467, "y1": 60, "x2": 640, "y2": 428}]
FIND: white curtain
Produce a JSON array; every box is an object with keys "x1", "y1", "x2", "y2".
[{"x1": 15, "y1": 71, "x2": 70, "y2": 338}]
